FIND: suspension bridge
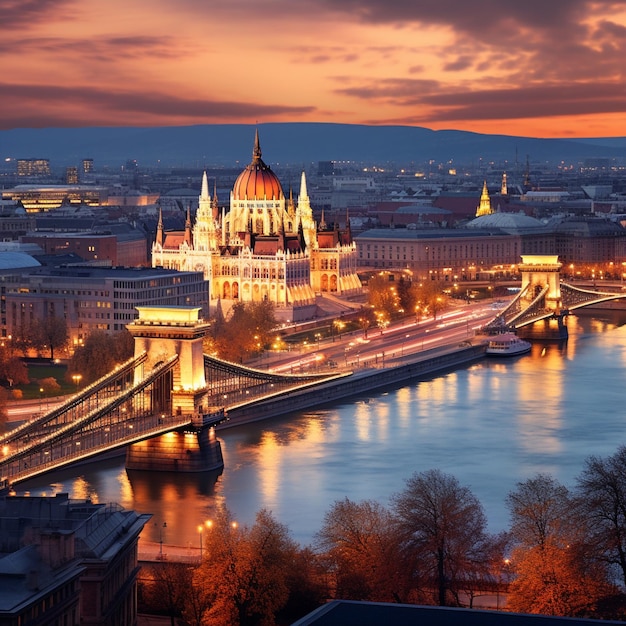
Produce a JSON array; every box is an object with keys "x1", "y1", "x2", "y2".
[
  {"x1": 0, "y1": 306, "x2": 346, "y2": 490},
  {"x1": 483, "y1": 255, "x2": 626, "y2": 336}
]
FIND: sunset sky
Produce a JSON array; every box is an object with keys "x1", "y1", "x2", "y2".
[{"x1": 2, "y1": 0, "x2": 626, "y2": 138}]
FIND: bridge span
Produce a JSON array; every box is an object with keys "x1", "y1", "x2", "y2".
[
  {"x1": 483, "y1": 255, "x2": 626, "y2": 335},
  {"x1": 1, "y1": 306, "x2": 344, "y2": 490}
]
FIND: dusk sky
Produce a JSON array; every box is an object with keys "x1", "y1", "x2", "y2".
[{"x1": 2, "y1": 0, "x2": 626, "y2": 138}]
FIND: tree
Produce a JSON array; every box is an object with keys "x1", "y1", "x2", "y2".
[
  {"x1": 391, "y1": 469, "x2": 494, "y2": 606},
  {"x1": 506, "y1": 473, "x2": 573, "y2": 549},
  {"x1": 0, "y1": 387, "x2": 8, "y2": 431},
  {"x1": 68, "y1": 329, "x2": 134, "y2": 385},
  {"x1": 506, "y1": 474, "x2": 613, "y2": 617},
  {"x1": 197, "y1": 508, "x2": 297, "y2": 626},
  {"x1": 577, "y1": 446, "x2": 626, "y2": 589},
  {"x1": 507, "y1": 539, "x2": 613, "y2": 617},
  {"x1": 32, "y1": 316, "x2": 68, "y2": 360},
  {"x1": 0, "y1": 343, "x2": 29, "y2": 387},
  {"x1": 212, "y1": 301, "x2": 277, "y2": 363},
  {"x1": 141, "y1": 562, "x2": 192, "y2": 626},
  {"x1": 314, "y1": 497, "x2": 412, "y2": 603}
]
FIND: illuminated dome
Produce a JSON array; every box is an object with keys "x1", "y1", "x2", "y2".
[{"x1": 232, "y1": 130, "x2": 283, "y2": 201}]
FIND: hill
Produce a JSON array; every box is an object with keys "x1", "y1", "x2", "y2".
[{"x1": 1, "y1": 123, "x2": 625, "y2": 169}]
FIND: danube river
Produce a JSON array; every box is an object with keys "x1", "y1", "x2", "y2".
[{"x1": 13, "y1": 310, "x2": 626, "y2": 549}]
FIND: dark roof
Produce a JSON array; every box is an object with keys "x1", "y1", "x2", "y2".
[{"x1": 292, "y1": 600, "x2": 625, "y2": 626}]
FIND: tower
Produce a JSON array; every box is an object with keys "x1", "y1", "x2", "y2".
[{"x1": 476, "y1": 181, "x2": 493, "y2": 217}]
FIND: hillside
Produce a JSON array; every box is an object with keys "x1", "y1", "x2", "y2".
[{"x1": 1, "y1": 122, "x2": 625, "y2": 169}]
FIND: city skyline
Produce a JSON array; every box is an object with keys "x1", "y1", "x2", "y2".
[{"x1": 1, "y1": 0, "x2": 626, "y2": 139}]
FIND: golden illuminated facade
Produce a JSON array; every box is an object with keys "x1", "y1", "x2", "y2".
[
  {"x1": 152, "y1": 131, "x2": 361, "y2": 319},
  {"x1": 475, "y1": 180, "x2": 494, "y2": 217}
]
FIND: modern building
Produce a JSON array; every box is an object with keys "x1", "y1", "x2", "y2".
[
  {"x1": 16, "y1": 159, "x2": 50, "y2": 178},
  {"x1": 0, "y1": 493, "x2": 150, "y2": 626},
  {"x1": 152, "y1": 131, "x2": 361, "y2": 321},
  {"x1": 4, "y1": 265, "x2": 208, "y2": 350}
]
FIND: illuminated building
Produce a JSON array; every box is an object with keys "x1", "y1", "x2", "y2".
[
  {"x1": 16, "y1": 159, "x2": 50, "y2": 178},
  {"x1": 152, "y1": 130, "x2": 361, "y2": 320},
  {"x1": 4, "y1": 266, "x2": 208, "y2": 350}
]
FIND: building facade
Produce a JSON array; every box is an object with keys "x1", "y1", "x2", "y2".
[
  {"x1": 4, "y1": 266, "x2": 208, "y2": 350},
  {"x1": 0, "y1": 494, "x2": 150, "y2": 626},
  {"x1": 151, "y1": 131, "x2": 361, "y2": 320}
]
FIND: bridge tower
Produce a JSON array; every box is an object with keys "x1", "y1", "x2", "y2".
[
  {"x1": 125, "y1": 306, "x2": 223, "y2": 473},
  {"x1": 518, "y1": 254, "x2": 568, "y2": 338}
]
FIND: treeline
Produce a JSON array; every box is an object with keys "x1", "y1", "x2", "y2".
[{"x1": 140, "y1": 447, "x2": 626, "y2": 625}]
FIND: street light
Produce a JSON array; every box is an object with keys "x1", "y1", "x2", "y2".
[
  {"x1": 198, "y1": 519, "x2": 213, "y2": 560},
  {"x1": 156, "y1": 521, "x2": 167, "y2": 560},
  {"x1": 72, "y1": 374, "x2": 82, "y2": 392}
]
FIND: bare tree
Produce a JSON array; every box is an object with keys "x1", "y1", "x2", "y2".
[
  {"x1": 506, "y1": 473, "x2": 573, "y2": 549},
  {"x1": 32, "y1": 316, "x2": 68, "y2": 360},
  {"x1": 577, "y1": 446, "x2": 626, "y2": 589},
  {"x1": 391, "y1": 469, "x2": 493, "y2": 606}
]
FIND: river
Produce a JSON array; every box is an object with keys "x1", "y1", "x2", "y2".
[{"x1": 13, "y1": 310, "x2": 626, "y2": 549}]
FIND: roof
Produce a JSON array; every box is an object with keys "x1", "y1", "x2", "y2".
[
  {"x1": 466, "y1": 212, "x2": 545, "y2": 233},
  {"x1": 0, "y1": 252, "x2": 41, "y2": 270},
  {"x1": 355, "y1": 228, "x2": 508, "y2": 241},
  {"x1": 292, "y1": 600, "x2": 626, "y2": 626},
  {"x1": 232, "y1": 131, "x2": 283, "y2": 201}
]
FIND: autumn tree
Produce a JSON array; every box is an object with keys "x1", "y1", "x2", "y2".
[
  {"x1": 314, "y1": 497, "x2": 412, "y2": 603},
  {"x1": 212, "y1": 301, "x2": 277, "y2": 363},
  {"x1": 367, "y1": 273, "x2": 400, "y2": 320},
  {"x1": 0, "y1": 342, "x2": 29, "y2": 388},
  {"x1": 0, "y1": 387, "x2": 8, "y2": 431},
  {"x1": 391, "y1": 469, "x2": 495, "y2": 607},
  {"x1": 506, "y1": 473, "x2": 613, "y2": 617},
  {"x1": 197, "y1": 508, "x2": 298, "y2": 626},
  {"x1": 68, "y1": 329, "x2": 134, "y2": 384}
]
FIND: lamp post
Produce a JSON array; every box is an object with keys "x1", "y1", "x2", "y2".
[
  {"x1": 39, "y1": 387, "x2": 44, "y2": 413},
  {"x1": 198, "y1": 520, "x2": 213, "y2": 560},
  {"x1": 156, "y1": 521, "x2": 167, "y2": 560},
  {"x1": 72, "y1": 374, "x2": 82, "y2": 392}
]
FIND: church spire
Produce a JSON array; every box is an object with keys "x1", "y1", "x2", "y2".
[
  {"x1": 156, "y1": 206, "x2": 164, "y2": 246},
  {"x1": 345, "y1": 207, "x2": 352, "y2": 244},
  {"x1": 201, "y1": 170, "x2": 210, "y2": 200},
  {"x1": 476, "y1": 180, "x2": 493, "y2": 217},
  {"x1": 184, "y1": 204, "x2": 193, "y2": 245},
  {"x1": 500, "y1": 172, "x2": 508, "y2": 196}
]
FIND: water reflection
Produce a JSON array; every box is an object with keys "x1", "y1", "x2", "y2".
[{"x1": 12, "y1": 311, "x2": 626, "y2": 547}]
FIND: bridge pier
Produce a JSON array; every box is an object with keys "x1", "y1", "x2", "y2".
[
  {"x1": 125, "y1": 424, "x2": 223, "y2": 473},
  {"x1": 518, "y1": 313, "x2": 569, "y2": 340}
]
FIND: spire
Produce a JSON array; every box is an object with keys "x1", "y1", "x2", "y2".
[
  {"x1": 500, "y1": 172, "x2": 508, "y2": 196},
  {"x1": 345, "y1": 207, "x2": 352, "y2": 243},
  {"x1": 156, "y1": 206, "x2": 163, "y2": 246},
  {"x1": 476, "y1": 180, "x2": 493, "y2": 217},
  {"x1": 253, "y1": 128, "x2": 262, "y2": 164},
  {"x1": 319, "y1": 207, "x2": 327, "y2": 230},
  {"x1": 298, "y1": 217, "x2": 307, "y2": 252},
  {"x1": 299, "y1": 169, "x2": 308, "y2": 200},
  {"x1": 201, "y1": 171, "x2": 210, "y2": 200},
  {"x1": 184, "y1": 204, "x2": 193, "y2": 245},
  {"x1": 212, "y1": 179, "x2": 219, "y2": 220}
]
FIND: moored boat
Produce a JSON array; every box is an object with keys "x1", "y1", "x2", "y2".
[{"x1": 485, "y1": 333, "x2": 531, "y2": 356}]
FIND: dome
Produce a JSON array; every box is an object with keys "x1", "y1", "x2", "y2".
[
  {"x1": 466, "y1": 211, "x2": 544, "y2": 233},
  {"x1": 232, "y1": 130, "x2": 283, "y2": 201}
]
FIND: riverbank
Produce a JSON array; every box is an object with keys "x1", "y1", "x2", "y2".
[{"x1": 221, "y1": 341, "x2": 487, "y2": 429}]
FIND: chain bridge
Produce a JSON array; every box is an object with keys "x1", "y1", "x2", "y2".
[
  {"x1": 483, "y1": 255, "x2": 626, "y2": 335},
  {"x1": 1, "y1": 306, "x2": 344, "y2": 490}
]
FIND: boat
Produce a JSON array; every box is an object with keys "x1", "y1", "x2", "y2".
[{"x1": 485, "y1": 333, "x2": 532, "y2": 356}]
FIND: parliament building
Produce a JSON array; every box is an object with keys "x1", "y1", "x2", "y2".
[{"x1": 152, "y1": 131, "x2": 362, "y2": 320}]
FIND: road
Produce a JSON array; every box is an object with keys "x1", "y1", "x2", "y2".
[{"x1": 266, "y1": 300, "x2": 506, "y2": 374}]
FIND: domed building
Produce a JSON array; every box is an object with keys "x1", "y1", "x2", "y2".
[{"x1": 151, "y1": 130, "x2": 361, "y2": 321}]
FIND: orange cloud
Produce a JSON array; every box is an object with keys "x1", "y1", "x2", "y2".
[{"x1": 0, "y1": 0, "x2": 625, "y2": 137}]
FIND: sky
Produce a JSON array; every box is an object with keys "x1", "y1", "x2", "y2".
[{"x1": 2, "y1": 0, "x2": 626, "y2": 138}]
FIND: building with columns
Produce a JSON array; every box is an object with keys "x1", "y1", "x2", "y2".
[{"x1": 151, "y1": 130, "x2": 361, "y2": 320}]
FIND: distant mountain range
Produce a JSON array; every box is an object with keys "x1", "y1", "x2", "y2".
[{"x1": 1, "y1": 123, "x2": 625, "y2": 170}]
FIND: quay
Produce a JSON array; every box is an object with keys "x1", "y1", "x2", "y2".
[{"x1": 221, "y1": 342, "x2": 487, "y2": 428}]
